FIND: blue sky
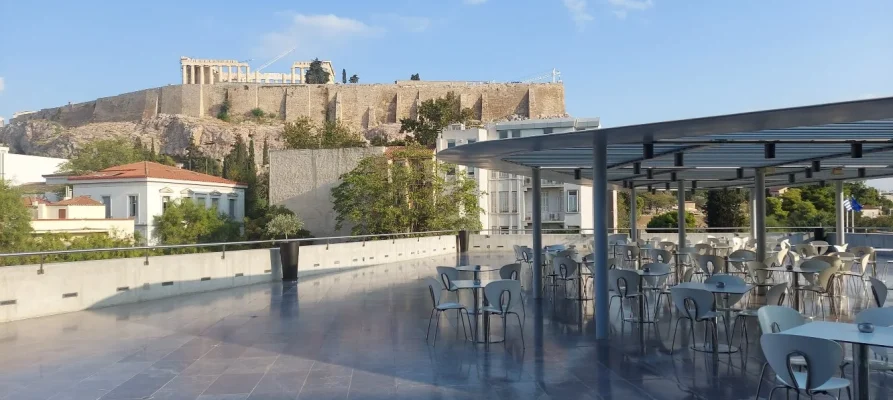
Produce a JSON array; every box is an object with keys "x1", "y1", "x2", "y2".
[{"x1": 1, "y1": 0, "x2": 892, "y2": 187}]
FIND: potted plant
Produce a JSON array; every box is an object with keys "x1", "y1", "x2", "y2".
[{"x1": 266, "y1": 214, "x2": 304, "y2": 280}]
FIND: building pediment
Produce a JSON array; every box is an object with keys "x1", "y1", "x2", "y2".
[
  {"x1": 227, "y1": 192, "x2": 239, "y2": 198},
  {"x1": 180, "y1": 188, "x2": 193, "y2": 195},
  {"x1": 210, "y1": 190, "x2": 222, "y2": 196},
  {"x1": 159, "y1": 187, "x2": 175, "y2": 194}
]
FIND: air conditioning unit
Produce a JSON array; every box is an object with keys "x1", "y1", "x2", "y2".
[{"x1": 447, "y1": 123, "x2": 465, "y2": 130}]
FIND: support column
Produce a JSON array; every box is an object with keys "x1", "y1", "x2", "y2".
[
  {"x1": 291, "y1": 67, "x2": 296, "y2": 84},
  {"x1": 531, "y1": 167, "x2": 543, "y2": 300},
  {"x1": 755, "y1": 169, "x2": 767, "y2": 262},
  {"x1": 228, "y1": 66, "x2": 233, "y2": 82},
  {"x1": 190, "y1": 65, "x2": 196, "y2": 84},
  {"x1": 750, "y1": 189, "x2": 757, "y2": 239},
  {"x1": 592, "y1": 135, "x2": 609, "y2": 340},
  {"x1": 677, "y1": 180, "x2": 686, "y2": 248},
  {"x1": 198, "y1": 65, "x2": 204, "y2": 85},
  {"x1": 182, "y1": 65, "x2": 188, "y2": 84},
  {"x1": 298, "y1": 68, "x2": 303, "y2": 83},
  {"x1": 835, "y1": 180, "x2": 846, "y2": 245},
  {"x1": 629, "y1": 184, "x2": 638, "y2": 242}
]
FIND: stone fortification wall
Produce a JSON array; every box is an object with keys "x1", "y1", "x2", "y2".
[{"x1": 13, "y1": 83, "x2": 566, "y2": 132}]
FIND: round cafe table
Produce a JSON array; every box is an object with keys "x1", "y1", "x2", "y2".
[{"x1": 455, "y1": 265, "x2": 498, "y2": 281}]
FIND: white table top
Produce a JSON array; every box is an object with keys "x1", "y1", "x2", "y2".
[
  {"x1": 674, "y1": 282, "x2": 753, "y2": 295},
  {"x1": 454, "y1": 265, "x2": 497, "y2": 272},
  {"x1": 784, "y1": 321, "x2": 893, "y2": 347},
  {"x1": 451, "y1": 279, "x2": 499, "y2": 289}
]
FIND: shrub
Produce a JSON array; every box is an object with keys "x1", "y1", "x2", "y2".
[
  {"x1": 646, "y1": 211, "x2": 696, "y2": 233},
  {"x1": 251, "y1": 108, "x2": 264, "y2": 118}
]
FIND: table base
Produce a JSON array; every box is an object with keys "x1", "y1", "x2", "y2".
[
  {"x1": 623, "y1": 317, "x2": 657, "y2": 324},
  {"x1": 691, "y1": 343, "x2": 739, "y2": 353},
  {"x1": 470, "y1": 336, "x2": 505, "y2": 344}
]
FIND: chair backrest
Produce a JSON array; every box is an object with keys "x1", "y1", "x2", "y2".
[
  {"x1": 757, "y1": 305, "x2": 805, "y2": 333},
  {"x1": 426, "y1": 278, "x2": 444, "y2": 306},
  {"x1": 512, "y1": 245, "x2": 522, "y2": 261},
  {"x1": 670, "y1": 287, "x2": 715, "y2": 321},
  {"x1": 799, "y1": 258, "x2": 831, "y2": 272},
  {"x1": 766, "y1": 283, "x2": 788, "y2": 306},
  {"x1": 552, "y1": 256, "x2": 578, "y2": 278},
  {"x1": 761, "y1": 333, "x2": 843, "y2": 391},
  {"x1": 812, "y1": 255, "x2": 842, "y2": 272},
  {"x1": 850, "y1": 246, "x2": 876, "y2": 262},
  {"x1": 811, "y1": 240, "x2": 830, "y2": 255},
  {"x1": 855, "y1": 307, "x2": 893, "y2": 326},
  {"x1": 857, "y1": 254, "x2": 871, "y2": 274},
  {"x1": 694, "y1": 243, "x2": 713, "y2": 255},
  {"x1": 746, "y1": 261, "x2": 771, "y2": 285},
  {"x1": 484, "y1": 280, "x2": 521, "y2": 313},
  {"x1": 767, "y1": 248, "x2": 789, "y2": 267},
  {"x1": 793, "y1": 244, "x2": 815, "y2": 258},
  {"x1": 500, "y1": 263, "x2": 522, "y2": 281},
  {"x1": 608, "y1": 268, "x2": 641, "y2": 296},
  {"x1": 869, "y1": 277, "x2": 888, "y2": 307},
  {"x1": 697, "y1": 254, "x2": 725, "y2": 275},
  {"x1": 622, "y1": 245, "x2": 639, "y2": 261},
  {"x1": 728, "y1": 249, "x2": 756, "y2": 262},
  {"x1": 682, "y1": 267, "x2": 696, "y2": 282},
  {"x1": 658, "y1": 241, "x2": 677, "y2": 251},
  {"x1": 435, "y1": 266, "x2": 459, "y2": 290},
  {"x1": 832, "y1": 244, "x2": 849, "y2": 253},
  {"x1": 651, "y1": 249, "x2": 673, "y2": 264}
]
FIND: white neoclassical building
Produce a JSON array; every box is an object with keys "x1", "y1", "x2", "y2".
[{"x1": 45, "y1": 161, "x2": 246, "y2": 244}]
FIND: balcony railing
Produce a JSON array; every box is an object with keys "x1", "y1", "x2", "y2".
[
  {"x1": 522, "y1": 178, "x2": 564, "y2": 187},
  {"x1": 525, "y1": 212, "x2": 564, "y2": 222}
]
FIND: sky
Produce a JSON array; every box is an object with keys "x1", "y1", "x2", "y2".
[{"x1": 0, "y1": 0, "x2": 892, "y2": 187}]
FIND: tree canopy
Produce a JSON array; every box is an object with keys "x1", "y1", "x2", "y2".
[
  {"x1": 282, "y1": 117, "x2": 366, "y2": 150},
  {"x1": 152, "y1": 199, "x2": 241, "y2": 245},
  {"x1": 766, "y1": 182, "x2": 893, "y2": 227},
  {"x1": 59, "y1": 138, "x2": 173, "y2": 174},
  {"x1": 265, "y1": 213, "x2": 304, "y2": 239},
  {"x1": 700, "y1": 189, "x2": 748, "y2": 230},
  {"x1": 349, "y1": 74, "x2": 359, "y2": 84},
  {"x1": 331, "y1": 146, "x2": 483, "y2": 235},
  {"x1": 0, "y1": 181, "x2": 33, "y2": 251},
  {"x1": 399, "y1": 92, "x2": 476, "y2": 147},
  {"x1": 646, "y1": 211, "x2": 696, "y2": 233},
  {"x1": 342, "y1": 69, "x2": 347, "y2": 84},
  {"x1": 304, "y1": 58, "x2": 330, "y2": 84},
  {"x1": 410, "y1": 73, "x2": 420, "y2": 81}
]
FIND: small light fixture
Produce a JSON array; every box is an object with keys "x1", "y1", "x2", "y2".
[
  {"x1": 644, "y1": 143, "x2": 654, "y2": 159},
  {"x1": 858, "y1": 168, "x2": 866, "y2": 178},
  {"x1": 691, "y1": 180, "x2": 698, "y2": 190},
  {"x1": 812, "y1": 160, "x2": 821, "y2": 172},
  {"x1": 805, "y1": 168, "x2": 813, "y2": 179},
  {"x1": 633, "y1": 162, "x2": 641, "y2": 175},
  {"x1": 674, "y1": 153, "x2": 684, "y2": 167},
  {"x1": 764, "y1": 143, "x2": 776, "y2": 159},
  {"x1": 788, "y1": 173, "x2": 795, "y2": 184},
  {"x1": 647, "y1": 168, "x2": 654, "y2": 179},
  {"x1": 671, "y1": 172, "x2": 677, "y2": 181},
  {"x1": 852, "y1": 142, "x2": 863, "y2": 158},
  {"x1": 574, "y1": 168, "x2": 581, "y2": 180},
  {"x1": 736, "y1": 168, "x2": 744, "y2": 179},
  {"x1": 665, "y1": 182, "x2": 671, "y2": 191}
]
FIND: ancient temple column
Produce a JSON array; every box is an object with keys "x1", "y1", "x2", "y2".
[
  {"x1": 198, "y1": 65, "x2": 204, "y2": 85},
  {"x1": 190, "y1": 65, "x2": 197, "y2": 84},
  {"x1": 291, "y1": 67, "x2": 296, "y2": 84},
  {"x1": 182, "y1": 65, "x2": 188, "y2": 84},
  {"x1": 228, "y1": 66, "x2": 233, "y2": 82}
]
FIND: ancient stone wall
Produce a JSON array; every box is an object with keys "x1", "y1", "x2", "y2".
[{"x1": 11, "y1": 82, "x2": 565, "y2": 131}]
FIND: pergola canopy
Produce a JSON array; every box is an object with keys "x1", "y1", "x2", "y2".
[{"x1": 437, "y1": 97, "x2": 893, "y2": 190}]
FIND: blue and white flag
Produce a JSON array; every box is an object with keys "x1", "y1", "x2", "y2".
[
  {"x1": 850, "y1": 196, "x2": 863, "y2": 212},
  {"x1": 843, "y1": 198, "x2": 853, "y2": 211}
]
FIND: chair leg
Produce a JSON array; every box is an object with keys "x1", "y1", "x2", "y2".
[
  {"x1": 433, "y1": 310, "x2": 441, "y2": 347},
  {"x1": 670, "y1": 317, "x2": 684, "y2": 354},
  {"x1": 502, "y1": 314, "x2": 508, "y2": 348},
  {"x1": 755, "y1": 362, "x2": 768, "y2": 400},
  {"x1": 458, "y1": 309, "x2": 468, "y2": 341},
  {"x1": 513, "y1": 312, "x2": 525, "y2": 348},
  {"x1": 425, "y1": 308, "x2": 435, "y2": 342}
]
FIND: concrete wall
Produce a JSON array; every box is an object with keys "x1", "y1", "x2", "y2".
[
  {"x1": 31, "y1": 218, "x2": 136, "y2": 238},
  {"x1": 0, "y1": 234, "x2": 456, "y2": 323},
  {"x1": 0, "y1": 146, "x2": 67, "y2": 185},
  {"x1": 827, "y1": 233, "x2": 893, "y2": 250},
  {"x1": 12, "y1": 83, "x2": 566, "y2": 134},
  {"x1": 269, "y1": 147, "x2": 387, "y2": 237}
]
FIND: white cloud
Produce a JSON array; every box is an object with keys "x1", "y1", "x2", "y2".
[
  {"x1": 372, "y1": 13, "x2": 432, "y2": 33},
  {"x1": 608, "y1": 0, "x2": 653, "y2": 19},
  {"x1": 563, "y1": 0, "x2": 594, "y2": 30},
  {"x1": 260, "y1": 13, "x2": 383, "y2": 58},
  {"x1": 464, "y1": 0, "x2": 487, "y2": 4},
  {"x1": 0, "y1": 77, "x2": 4, "y2": 93}
]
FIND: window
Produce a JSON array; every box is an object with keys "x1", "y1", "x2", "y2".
[
  {"x1": 58, "y1": 209, "x2": 67, "y2": 219},
  {"x1": 490, "y1": 170, "x2": 498, "y2": 179},
  {"x1": 128, "y1": 195, "x2": 138, "y2": 219},
  {"x1": 162, "y1": 196, "x2": 171, "y2": 212},
  {"x1": 195, "y1": 195, "x2": 207, "y2": 207},
  {"x1": 499, "y1": 171, "x2": 510, "y2": 179},
  {"x1": 511, "y1": 191, "x2": 518, "y2": 212},
  {"x1": 211, "y1": 197, "x2": 220, "y2": 209},
  {"x1": 467, "y1": 167, "x2": 475, "y2": 177},
  {"x1": 447, "y1": 139, "x2": 456, "y2": 148},
  {"x1": 499, "y1": 191, "x2": 509, "y2": 213},
  {"x1": 467, "y1": 139, "x2": 477, "y2": 145},
  {"x1": 511, "y1": 129, "x2": 521, "y2": 138},
  {"x1": 228, "y1": 199, "x2": 237, "y2": 217},
  {"x1": 541, "y1": 193, "x2": 549, "y2": 212},
  {"x1": 101, "y1": 196, "x2": 111, "y2": 218},
  {"x1": 567, "y1": 190, "x2": 579, "y2": 213},
  {"x1": 498, "y1": 130, "x2": 509, "y2": 139},
  {"x1": 543, "y1": 128, "x2": 554, "y2": 134}
]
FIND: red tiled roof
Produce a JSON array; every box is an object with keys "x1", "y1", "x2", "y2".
[
  {"x1": 50, "y1": 196, "x2": 104, "y2": 206},
  {"x1": 68, "y1": 161, "x2": 244, "y2": 186},
  {"x1": 21, "y1": 196, "x2": 50, "y2": 206}
]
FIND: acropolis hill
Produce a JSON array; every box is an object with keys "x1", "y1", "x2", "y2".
[{"x1": 0, "y1": 58, "x2": 566, "y2": 160}]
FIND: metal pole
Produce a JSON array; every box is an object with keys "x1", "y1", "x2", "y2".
[
  {"x1": 835, "y1": 180, "x2": 846, "y2": 245},
  {"x1": 755, "y1": 169, "x2": 767, "y2": 262},
  {"x1": 629, "y1": 184, "x2": 638, "y2": 242},
  {"x1": 750, "y1": 189, "x2": 757, "y2": 239},
  {"x1": 592, "y1": 135, "x2": 609, "y2": 340},
  {"x1": 532, "y1": 167, "x2": 544, "y2": 299},
  {"x1": 676, "y1": 180, "x2": 686, "y2": 248}
]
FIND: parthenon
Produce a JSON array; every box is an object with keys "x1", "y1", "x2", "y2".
[{"x1": 180, "y1": 57, "x2": 336, "y2": 85}]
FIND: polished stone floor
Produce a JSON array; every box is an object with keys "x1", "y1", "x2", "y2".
[{"x1": 1, "y1": 251, "x2": 892, "y2": 400}]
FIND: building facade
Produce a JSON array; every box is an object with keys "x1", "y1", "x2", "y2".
[
  {"x1": 0, "y1": 146, "x2": 67, "y2": 186},
  {"x1": 45, "y1": 162, "x2": 246, "y2": 244},
  {"x1": 23, "y1": 195, "x2": 136, "y2": 238},
  {"x1": 436, "y1": 117, "x2": 618, "y2": 233}
]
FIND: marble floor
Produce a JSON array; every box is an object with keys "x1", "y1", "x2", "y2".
[{"x1": 1, "y1": 251, "x2": 892, "y2": 400}]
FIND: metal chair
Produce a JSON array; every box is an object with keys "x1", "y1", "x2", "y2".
[
  {"x1": 551, "y1": 256, "x2": 579, "y2": 298},
  {"x1": 425, "y1": 278, "x2": 472, "y2": 347},
  {"x1": 499, "y1": 263, "x2": 526, "y2": 317},
  {"x1": 850, "y1": 246, "x2": 877, "y2": 277},
  {"x1": 798, "y1": 260, "x2": 840, "y2": 320},
  {"x1": 811, "y1": 240, "x2": 831, "y2": 256},
  {"x1": 760, "y1": 333, "x2": 851, "y2": 399},
  {"x1": 731, "y1": 282, "x2": 788, "y2": 346},
  {"x1": 669, "y1": 287, "x2": 721, "y2": 354},
  {"x1": 482, "y1": 280, "x2": 525, "y2": 348},
  {"x1": 841, "y1": 308, "x2": 893, "y2": 378},
  {"x1": 658, "y1": 241, "x2": 677, "y2": 252},
  {"x1": 697, "y1": 254, "x2": 726, "y2": 276},
  {"x1": 727, "y1": 249, "x2": 756, "y2": 276},
  {"x1": 621, "y1": 245, "x2": 640, "y2": 269},
  {"x1": 608, "y1": 268, "x2": 647, "y2": 324},
  {"x1": 436, "y1": 266, "x2": 460, "y2": 301},
  {"x1": 838, "y1": 254, "x2": 871, "y2": 295}
]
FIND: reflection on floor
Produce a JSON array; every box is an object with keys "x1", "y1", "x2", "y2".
[{"x1": 1, "y1": 251, "x2": 892, "y2": 399}]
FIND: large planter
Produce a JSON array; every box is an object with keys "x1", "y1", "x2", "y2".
[
  {"x1": 457, "y1": 230, "x2": 469, "y2": 253},
  {"x1": 279, "y1": 241, "x2": 299, "y2": 281}
]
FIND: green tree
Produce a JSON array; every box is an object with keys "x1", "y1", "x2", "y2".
[
  {"x1": 342, "y1": 68, "x2": 347, "y2": 84},
  {"x1": 244, "y1": 205, "x2": 312, "y2": 241},
  {"x1": 59, "y1": 138, "x2": 150, "y2": 174},
  {"x1": 617, "y1": 191, "x2": 645, "y2": 229},
  {"x1": 646, "y1": 211, "x2": 696, "y2": 233},
  {"x1": 0, "y1": 181, "x2": 33, "y2": 251},
  {"x1": 399, "y1": 92, "x2": 476, "y2": 147},
  {"x1": 349, "y1": 74, "x2": 359, "y2": 84},
  {"x1": 700, "y1": 189, "x2": 748, "y2": 231},
  {"x1": 265, "y1": 214, "x2": 304, "y2": 239},
  {"x1": 282, "y1": 117, "x2": 366, "y2": 149},
  {"x1": 152, "y1": 199, "x2": 241, "y2": 245},
  {"x1": 641, "y1": 191, "x2": 676, "y2": 213},
  {"x1": 410, "y1": 73, "x2": 420, "y2": 81},
  {"x1": 332, "y1": 146, "x2": 483, "y2": 235},
  {"x1": 305, "y1": 58, "x2": 330, "y2": 84},
  {"x1": 179, "y1": 142, "x2": 222, "y2": 176},
  {"x1": 262, "y1": 138, "x2": 270, "y2": 166}
]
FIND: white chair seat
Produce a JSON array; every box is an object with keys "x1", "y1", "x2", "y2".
[
  {"x1": 481, "y1": 305, "x2": 510, "y2": 315},
  {"x1": 437, "y1": 302, "x2": 466, "y2": 311},
  {"x1": 778, "y1": 372, "x2": 850, "y2": 392}
]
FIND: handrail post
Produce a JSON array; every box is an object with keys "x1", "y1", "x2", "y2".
[
  {"x1": 144, "y1": 248, "x2": 150, "y2": 265},
  {"x1": 221, "y1": 244, "x2": 226, "y2": 259}
]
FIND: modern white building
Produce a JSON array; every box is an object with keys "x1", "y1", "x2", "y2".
[
  {"x1": 436, "y1": 117, "x2": 617, "y2": 233},
  {"x1": 23, "y1": 195, "x2": 136, "y2": 238},
  {"x1": 0, "y1": 146, "x2": 67, "y2": 186},
  {"x1": 45, "y1": 161, "x2": 246, "y2": 244}
]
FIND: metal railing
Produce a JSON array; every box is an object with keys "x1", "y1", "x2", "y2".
[
  {"x1": 0, "y1": 230, "x2": 458, "y2": 268},
  {"x1": 476, "y1": 227, "x2": 893, "y2": 235}
]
